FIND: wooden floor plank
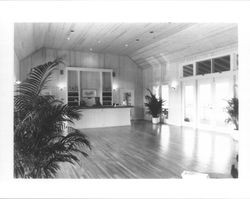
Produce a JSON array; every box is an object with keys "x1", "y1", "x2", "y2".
[{"x1": 56, "y1": 121, "x2": 237, "y2": 178}]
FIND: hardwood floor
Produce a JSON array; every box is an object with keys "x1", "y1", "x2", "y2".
[{"x1": 56, "y1": 121, "x2": 238, "y2": 178}]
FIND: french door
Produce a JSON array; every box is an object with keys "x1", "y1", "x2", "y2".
[
  {"x1": 213, "y1": 77, "x2": 233, "y2": 131},
  {"x1": 197, "y1": 78, "x2": 214, "y2": 129},
  {"x1": 183, "y1": 81, "x2": 196, "y2": 127},
  {"x1": 183, "y1": 75, "x2": 234, "y2": 132}
]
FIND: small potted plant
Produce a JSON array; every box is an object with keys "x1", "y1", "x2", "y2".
[{"x1": 144, "y1": 88, "x2": 164, "y2": 124}]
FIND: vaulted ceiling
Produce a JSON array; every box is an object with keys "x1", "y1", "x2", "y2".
[{"x1": 14, "y1": 23, "x2": 238, "y2": 68}]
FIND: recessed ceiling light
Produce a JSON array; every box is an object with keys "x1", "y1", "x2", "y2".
[
  {"x1": 136, "y1": 39, "x2": 140, "y2": 42},
  {"x1": 67, "y1": 37, "x2": 70, "y2": 40},
  {"x1": 97, "y1": 40, "x2": 101, "y2": 44},
  {"x1": 150, "y1": 31, "x2": 154, "y2": 34},
  {"x1": 125, "y1": 44, "x2": 129, "y2": 47},
  {"x1": 89, "y1": 48, "x2": 93, "y2": 51}
]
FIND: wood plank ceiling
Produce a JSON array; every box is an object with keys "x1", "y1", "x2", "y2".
[{"x1": 14, "y1": 23, "x2": 238, "y2": 69}]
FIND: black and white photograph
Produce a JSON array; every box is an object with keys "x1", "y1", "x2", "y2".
[
  {"x1": 14, "y1": 22, "x2": 238, "y2": 179},
  {"x1": 1, "y1": 1, "x2": 250, "y2": 198}
]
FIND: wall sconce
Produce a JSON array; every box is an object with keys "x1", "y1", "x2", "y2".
[
  {"x1": 58, "y1": 83, "x2": 66, "y2": 91},
  {"x1": 112, "y1": 83, "x2": 118, "y2": 90},
  {"x1": 15, "y1": 80, "x2": 21, "y2": 85},
  {"x1": 171, "y1": 80, "x2": 178, "y2": 90}
]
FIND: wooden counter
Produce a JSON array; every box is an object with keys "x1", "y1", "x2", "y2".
[{"x1": 73, "y1": 106, "x2": 133, "y2": 129}]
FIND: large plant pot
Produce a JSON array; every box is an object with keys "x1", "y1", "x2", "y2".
[{"x1": 152, "y1": 117, "x2": 160, "y2": 124}]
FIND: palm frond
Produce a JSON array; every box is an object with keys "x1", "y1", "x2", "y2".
[
  {"x1": 144, "y1": 88, "x2": 164, "y2": 118},
  {"x1": 14, "y1": 58, "x2": 91, "y2": 178}
]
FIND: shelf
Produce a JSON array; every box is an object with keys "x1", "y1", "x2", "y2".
[
  {"x1": 103, "y1": 102, "x2": 112, "y2": 106},
  {"x1": 68, "y1": 102, "x2": 79, "y2": 106}
]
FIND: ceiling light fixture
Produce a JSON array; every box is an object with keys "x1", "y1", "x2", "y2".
[
  {"x1": 97, "y1": 40, "x2": 101, "y2": 44},
  {"x1": 125, "y1": 44, "x2": 129, "y2": 47},
  {"x1": 89, "y1": 48, "x2": 93, "y2": 51}
]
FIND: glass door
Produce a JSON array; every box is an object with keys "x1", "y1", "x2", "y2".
[
  {"x1": 183, "y1": 81, "x2": 196, "y2": 127},
  {"x1": 197, "y1": 79, "x2": 214, "y2": 129},
  {"x1": 214, "y1": 77, "x2": 233, "y2": 130},
  {"x1": 161, "y1": 84, "x2": 169, "y2": 122}
]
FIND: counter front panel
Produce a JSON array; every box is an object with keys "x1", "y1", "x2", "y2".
[{"x1": 73, "y1": 106, "x2": 132, "y2": 129}]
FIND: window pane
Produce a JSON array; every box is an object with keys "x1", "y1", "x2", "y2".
[
  {"x1": 213, "y1": 55, "x2": 230, "y2": 73},
  {"x1": 196, "y1": 60, "x2": 211, "y2": 75},
  {"x1": 183, "y1": 64, "x2": 193, "y2": 77},
  {"x1": 198, "y1": 83, "x2": 213, "y2": 125},
  {"x1": 153, "y1": 85, "x2": 160, "y2": 99},
  {"x1": 214, "y1": 79, "x2": 233, "y2": 129},
  {"x1": 161, "y1": 85, "x2": 169, "y2": 109},
  {"x1": 184, "y1": 85, "x2": 195, "y2": 123}
]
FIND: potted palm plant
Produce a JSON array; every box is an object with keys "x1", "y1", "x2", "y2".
[
  {"x1": 225, "y1": 97, "x2": 239, "y2": 130},
  {"x1": 14, "y1": 58, "x2": 91, "y2": 178},
  {"x1": 225, "y1": 97, "x2": 239, "y2": 178},
  {"x1": 144, "y1": 88, "x2": 164, "y2": 124}
]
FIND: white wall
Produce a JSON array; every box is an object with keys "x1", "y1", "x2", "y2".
[
  {"x1": 14, "y1": 52, "x2": 19, "y2": 82},
  {"x1": 19, "y1": 48, "x2": 144, "y2": 120}
]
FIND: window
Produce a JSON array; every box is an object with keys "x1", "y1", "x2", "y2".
[
  {"x1": 183, "y1": 55, "x2": 231, "y2": 78},
  {"x1": 212, "y1": 55, "x2": 230, "y2": 73},
  {"x1": 153, "y1": 85, "x2": 160, "y2": 99},
  {"x1": 161, "y1": 85, "x2": 169, "y2": 119},
  {"x1": 183, "y1": 84, "x2": 195, "y2": 123},
  {"x1": 161, "y1": 85, "x2": 169, "y2": 109},
  {"x1": 196, "y1": 59, "x2": 211, "y2": 75},
  {"x1": 183, "y1": 64, "x2": 193, "y2": 77}
]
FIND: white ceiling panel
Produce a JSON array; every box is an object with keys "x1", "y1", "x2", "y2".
[{"x1": 14, "y1": 23, "x2": 238, "y2": 68}]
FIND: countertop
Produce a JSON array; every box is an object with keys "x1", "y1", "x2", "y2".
[{"x1": 78, "y1": 105, "x2": 134, "y2": 109}]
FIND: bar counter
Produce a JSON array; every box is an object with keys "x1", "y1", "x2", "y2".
[
  {"x1": 73, "y1": 105, "x2": 133, "y2": 129},
  {"x1": 79, "y1": 105, "x2": 133, "y2": 109}
]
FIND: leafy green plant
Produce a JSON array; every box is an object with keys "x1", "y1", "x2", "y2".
[
  {"x1": 144, "y1": 88, "x2": 164, "y2": 118},
  {"x1": 14, "y1": 58, "x2": 91, "y2": 178},
  {"x1": 225, "y1": 97, "x2": 239, "y2": 130}
]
